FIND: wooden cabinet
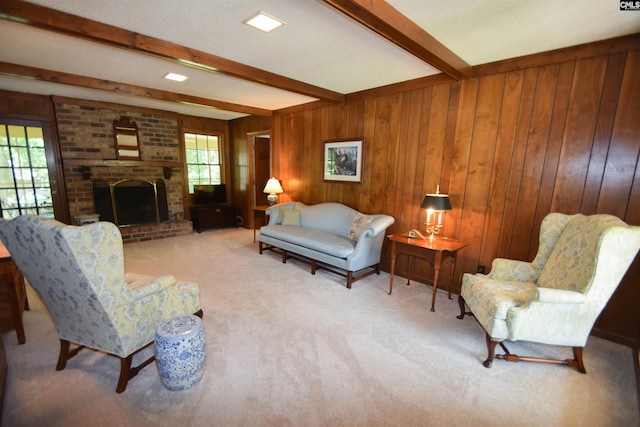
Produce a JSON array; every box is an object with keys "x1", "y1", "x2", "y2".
[{"x1": 189, "y1": 205, "x2": 237, "y2": 233}]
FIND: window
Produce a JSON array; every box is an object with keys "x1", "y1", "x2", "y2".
[
  {"x1": 184, "y1": 132, "x2": 222, "y2": 193},
  {"x1": 0, "y1": 124, "x2": 54, "y2": 219}
]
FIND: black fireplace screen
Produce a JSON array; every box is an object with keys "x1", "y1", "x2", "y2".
[{"x1": 92, "y1": 178, "x2": 169, "y2": 226}]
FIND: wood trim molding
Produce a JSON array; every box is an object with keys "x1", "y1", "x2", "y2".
[
  {"x1": 0, "y1": 0, "x2": 344, "y2": 104},
  {"x1": 322, "y1": 0, "x2": 471, "y2": 80}
]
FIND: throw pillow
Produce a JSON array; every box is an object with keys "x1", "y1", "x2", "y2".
[
  {"x1": 348, "y1": 213, "x2": 373, "y2": 243},
  {"x1": 280, "y1": 208, "x2": 301, "y2": 226}
]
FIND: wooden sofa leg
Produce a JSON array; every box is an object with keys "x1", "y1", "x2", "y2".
[
  {"x1": 311, "y1": 260, "x2": 317, "y2": 275},
  {"x1": 259, "y1": 242, "x2": 263, "y2": 254},
  {"x1": 346, "y1": 271, "x2": 353, "y2": 289},
  {"x1": 456, "y1": 295, "x2": 466, "y2": 319},
  {"x1": 456, "y1": 295, "x2": 473, "y2": 319}
]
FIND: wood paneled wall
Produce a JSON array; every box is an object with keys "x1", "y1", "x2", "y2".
[{"x1": 268, "y1": 43, "x2": 640, "y2": 346}]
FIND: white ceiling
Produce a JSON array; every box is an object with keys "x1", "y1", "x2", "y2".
[{"x1": 0, "y1": 0, "x2": 638, "y2": 120}]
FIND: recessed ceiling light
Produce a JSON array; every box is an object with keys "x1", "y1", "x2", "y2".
[
  {"x1": 163, "y1": 72, "x2": 188, "y2": 82},
  {"x1": 243, "y1": 11, "x2": 285, "y2": 33}
]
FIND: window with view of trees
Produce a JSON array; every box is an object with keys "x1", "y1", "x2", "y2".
[
  {"x1": 0, "y1": 123, "x2": 54, "y2": 219},
  {"x1": 184, "y1": 132, "x2": 222, "y2": 193}
]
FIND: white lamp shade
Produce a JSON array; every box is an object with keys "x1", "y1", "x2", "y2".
[{"x1": 263, "y1": 178, "x2": 283, "y2": 194}]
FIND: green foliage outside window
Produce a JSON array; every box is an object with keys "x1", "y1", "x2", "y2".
[
  {"x1": 185, "y1": 132, "x2": 222, "y2": 193},
  {"x1": 0, "y1": 124, "x2": 53, "y2": 219}
]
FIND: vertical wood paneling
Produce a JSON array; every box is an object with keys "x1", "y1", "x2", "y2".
[
  {"x1": 510, "y1": 64, "x2": 560, "y2": 261},
  {"x1": 457, "y1": 75, "x2": 504, "y2": 277},
  {"x1": 479, "y1": 70, "x2": 523, "y2": 268},
  {"x1": 597, "y1": 50, "x2": 640, "y2": 220},
  {"x1": 581, "y1": 53, "x2": 626, "y2": 214},
  {"x1": 411, "y1": 87, "x2": 431, "y2": 228},
  {"x1": 397, "y1": 90, "x2": 422, "y2": 227},
  {"x1": 529, "y1": 61, "x2": 574, "y2": 259},
  {"x1": 383, "y1": 93, "x2": 404, "y2": 216},
  {"x1": 498, "y1": 68, "x2": 538, "y2": 259},
  {"x1": 551, "y1": 57, "x2": 607, "y2": 213}
]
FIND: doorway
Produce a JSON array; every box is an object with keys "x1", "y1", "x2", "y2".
[{"x1": 250, "y1": 131, "x2": 271, "y2": 208}]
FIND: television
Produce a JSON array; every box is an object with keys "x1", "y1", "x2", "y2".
[{"x1": 193, "y1": 184, "x2": 227, "y2": 205}]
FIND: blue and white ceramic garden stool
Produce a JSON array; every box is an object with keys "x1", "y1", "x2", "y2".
[{"x1": 155, "y1": 315, "x2": 206, "y2": 391}]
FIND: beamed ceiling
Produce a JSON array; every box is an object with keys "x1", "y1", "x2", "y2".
[{"x1": 0, "y1": 0, "x2": 638, "y2": 120}]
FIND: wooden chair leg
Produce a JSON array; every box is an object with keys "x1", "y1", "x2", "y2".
[
  {"x1": 56, "y1": 339, "x2": 70, "y2": 370},
  {"x1": 116, "y1": 355, "x2": 134, "y2": 393},
  {"x1": 483, "y1": 334, "x2": 499, "y2": 368},
  {"x1": 572, "y1": 347, "x2": 586, "y2": 374}
]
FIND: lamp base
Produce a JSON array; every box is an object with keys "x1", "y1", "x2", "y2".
[{"x1": 267, "y1": 194, "x2": 278, "y2": 206}]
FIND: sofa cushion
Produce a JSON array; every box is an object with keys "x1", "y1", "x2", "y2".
[
  {"x1": 348, "y1": 213, "x2": 373, "y2": 243},
  {"x1": 280, "y1": 208, "x2": 300, "y2": 226},
  {"x1": 260, "y1": 225, "x2": 355, "y2": 258}
]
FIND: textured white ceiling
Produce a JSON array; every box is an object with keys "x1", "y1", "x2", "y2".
[
  {"x1": 0, "y1": 0, "x2": 637, "y2": 120},
  {"x1": 388, "y1": 0, "x2": 640, "y2": 66}
]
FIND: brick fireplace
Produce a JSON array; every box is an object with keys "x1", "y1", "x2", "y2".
[{"x1": 55, "y1": 101, "x2": 193, "y2": 242}]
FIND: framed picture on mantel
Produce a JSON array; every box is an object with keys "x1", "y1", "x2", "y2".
[{"x1": 323, "y1": 139, "x2": 363, "y2": 183}]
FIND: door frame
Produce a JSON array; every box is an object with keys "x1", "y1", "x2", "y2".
[{"x1": 247, "y1": 129, "x2": 271, "y2": 228}]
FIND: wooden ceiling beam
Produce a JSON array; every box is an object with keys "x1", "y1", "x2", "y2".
[
  {"x1": 0, "y1": 0, "x2": 344, "y2": 104},
  {"x1": 0, "y1": 62, "x2": 273, "y2": 117},
  {"x1": 322, "y1": 0, "x2": 471, "y2": 80}
]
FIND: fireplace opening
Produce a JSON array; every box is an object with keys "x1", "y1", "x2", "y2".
[{"x1": 92, "y1": 179, "x2": 169, "y2": 226}]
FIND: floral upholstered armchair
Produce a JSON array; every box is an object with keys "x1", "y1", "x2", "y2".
[
  {"x1": 457, "y1": 213, "x2": 640, "y2": 373},
  {"x1": 0, "y1": 215, "x2": 201, "y2": 392}
]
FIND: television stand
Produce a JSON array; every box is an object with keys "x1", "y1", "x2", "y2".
[{"x1": 189, "y1": 204, "x2": 237, "y2": 233}]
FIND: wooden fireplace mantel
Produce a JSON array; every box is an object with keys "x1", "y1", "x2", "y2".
[{"x1": 64, "y1": 159, "x2": 182, "y2": 179}]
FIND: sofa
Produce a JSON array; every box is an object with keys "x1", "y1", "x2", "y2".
[{"x1": 258, "y1": 202, "x2": 395, "y2": 288}]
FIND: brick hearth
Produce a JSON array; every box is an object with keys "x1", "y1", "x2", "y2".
[{"x1": 118, "y1": 220, "x2": 193, "y2": 243}]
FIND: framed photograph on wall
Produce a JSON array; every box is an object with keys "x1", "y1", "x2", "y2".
[{"x1": 323, "y1": 139, "x2": 363, "y2": 182}]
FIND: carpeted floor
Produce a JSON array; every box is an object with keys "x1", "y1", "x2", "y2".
[{"x1": 2, "y1": 228, "x2": 638, "y2": 426}]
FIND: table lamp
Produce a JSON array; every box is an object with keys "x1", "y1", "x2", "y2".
[
  {"x1": 420, "y1": 185, "x2": 452, "y2": 240},
  {"x1": 263, "y1": 177, "x2": 283, "y2": 205}
]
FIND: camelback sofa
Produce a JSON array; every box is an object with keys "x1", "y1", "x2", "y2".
[{"x1": 259, "y1": 202, "x2": 394, "y2": 288}]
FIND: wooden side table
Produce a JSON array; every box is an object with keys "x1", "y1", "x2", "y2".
[
  {"x1": 388, "y1": 233, "x2": 466, "y2": 312},
  {"x1": 252, "y1": 205, "x2": 269, "y2": 242},
  {"x1": 0, "y1": 242, "x2": 28, "y2": 344}
]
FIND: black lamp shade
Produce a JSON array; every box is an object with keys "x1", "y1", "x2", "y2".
[{"x1": 421, "y1": 194, "x2": 452, "y2": 211}]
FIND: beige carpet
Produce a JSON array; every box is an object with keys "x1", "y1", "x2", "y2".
[{"x1": 2, "y1": 228, "x2": 638, "y2": 426}]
